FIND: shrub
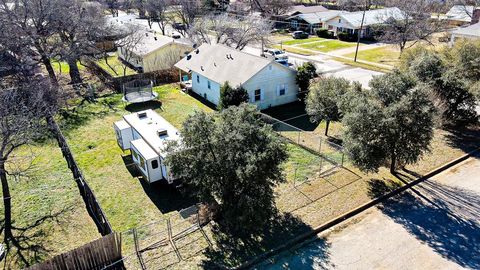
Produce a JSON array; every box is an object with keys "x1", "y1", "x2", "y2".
[
  {"x1": 337, "y1": 32, "x2": 358, "y2": 42},
  {"x1": 316, "y1": 29, "x2": 333, "y2": 39}
]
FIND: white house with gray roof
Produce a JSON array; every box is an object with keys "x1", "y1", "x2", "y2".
[
  {"x1": 174, "y1": 44, "x2": 299, "y2": 110},
  {"x1": 324, "y1": 7, "x2": 405, "y2": 38},
  {"x1": 288, "y1": 10, "x2": 346, "y2": 34}
]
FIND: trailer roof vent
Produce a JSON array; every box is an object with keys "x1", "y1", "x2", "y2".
[
  {"x1": 157, "y1": 129, "x2": 168, "y2": 137},
  {"x1": 137, "y1": 112, "x2": 147, "y2": 119}
]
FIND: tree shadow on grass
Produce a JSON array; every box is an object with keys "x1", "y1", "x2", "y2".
[
  {"x1": 1, "y1": 204, "x2": 76, "y2": 268},
  {"x1": 444, "y1": 127, "x2": 480, "y2": 154},
  {"x1": 201, "y1": 213, "x2": 329, "y2": 269},
  {"x1": 373, "y1": 181, "x2": 480, "y2": 269},
  {"x1": 262, "y1": 102, "x2": 320, "y2": 132},
  {"x1": 125, "y1": 100, "x2": 162, "y2": 112},
  {"x1": 139, "y1": 179, "x2": 197, "y2": 214},
  {"x1": 366, "y1": 178, "x2": 403, "y2": 199},
  {"x1": 254, "y1": 237, "x2": 331, "y2": 270}
]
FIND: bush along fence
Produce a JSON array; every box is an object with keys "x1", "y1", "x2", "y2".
[
  {"x1": 85, "y1": 58, "x2": 179, "y2": 92},
  {"x1": 46, "y1": 114, "x2": 112, "y2": 236},
  {"x1": 27, "y1": 233, "x2": 124, "y2": 270}
]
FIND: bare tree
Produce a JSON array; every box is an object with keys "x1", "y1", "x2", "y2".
[
  {"x1": 145, "y1": 0, "x2": 170, "y2": 35},
  {"x1": 55, "y1": 0, "x2": 107, "y2": 85},
  {"x1": 374, "y1": 1, "x2": 441, "y2": 53},
  {"x1": 101, "y1": 0, "x2": 121, "y2": 17},
  {"x1": 116, "y1": 29, "x2": 145, "y2": 76},
  {"x1": 0, "y1": 76, "x2": 58, "y2": 266},
  {"x1": 0, "y1": 0, "x2": 62, "y2": 84},
  {"x1": 170, "y1": 0, "x2": 201, "y2": 35},
  {"x1": 249, "y1": 0, "x2": 293, "y2": 16},
  {"x1": 189, "y1": 14, "x2": 272, "y2": 50}
]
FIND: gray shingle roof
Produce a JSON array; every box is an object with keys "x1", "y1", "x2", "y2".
[
  {"x1": 175, "y1": 44, "x2": 287, "y2": 87},
  {"x1": 289, "y1": 10, "x2": 346, "y2": 25},
  {"x1": 446, "y1": 5, "x2": 474, "y2": 22},
  {"x1": 451, "y1": 22, "x2": 480, "y2": 37},
  {"x1": 338, "y1": 7, "x2": 405, "y2": 28}
]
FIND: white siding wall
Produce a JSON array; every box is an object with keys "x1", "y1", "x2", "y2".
[
  {"x1": 324, "y1": 16, "x2": 356, "y2": 36},
  {"x1": 243, "y1": 64, "x2": 299, "y2": 110},
  {"x1": 191, "y1": 72, "x2": 221, "y2": 105}
]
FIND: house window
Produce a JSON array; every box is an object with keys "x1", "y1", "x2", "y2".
[
  {"x1": 132, "y1": 149, "x2": 138, "y2": 161},
  {"x1": 207, "y1": 80, "x2": 211, "y2": 89},
  {"x1": 278, "y1": 84, "x2": 286, "y2": 96},
  {"x1": 151, "y1": 159, "x2": 159, "y2": 169},
  {"x1": 338, "y1": 19, "x2": 342, "y2": 23},
  {"x1": 254, "y1": 89, "x2": 261, "y2": 102},
  {"x1": 196, "y1": 75, "x2": 200, "y2": 83}
]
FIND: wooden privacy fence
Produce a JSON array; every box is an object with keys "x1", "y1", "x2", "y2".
[
  {"x1": 27, "y1": 233, "x2": 124, "y2": 270},
  {"x1": 85, "y1": 58, "x2": 179, "y2": 92},
  {"x1": 46, "y1": 115, "x2": 112, "y2": 236}
]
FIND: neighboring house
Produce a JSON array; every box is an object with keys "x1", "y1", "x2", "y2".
[
  {"x1": 445, "y1": 5, "x2": 477, "y2": 25},
  {"x1": 117, "y1": 31, "x2": 191, "y2": 73},
  {"x1": 287, "y1": 10, "x2": 346, "y2": 34},
  {"x1": 114, "y1": 109, "x2": 180, "y2": 184},
  {"x1": 450, "y1": 22, "x2": 480, "y2": 45},
  {"x1": 273, "y1": 5, "x2": 329, "y2": 28},
  {"x1": 324, "y1": 7, "x2": 405, "y2": 38},
  {"x1": 174, "y1": 44, "x2": 299, "y2": 110}
]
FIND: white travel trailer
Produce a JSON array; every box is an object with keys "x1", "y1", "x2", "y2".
[{"x1": 114, "y1": 109, "x2": 180, "y2": 184}]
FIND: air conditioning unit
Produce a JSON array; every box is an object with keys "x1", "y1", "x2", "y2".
[{"x1": 137, "y1": 112, "x2": 147, "y2": 119}]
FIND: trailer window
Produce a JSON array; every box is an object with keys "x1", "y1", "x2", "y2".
[
  {"x1": 151, "y1": 160, "x2": 159, "y2": 169},
  {"x1": 139, "y1": 156, "x2": 146, "y2": 171}
]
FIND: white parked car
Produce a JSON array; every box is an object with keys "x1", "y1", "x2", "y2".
[{"x1": 264, "y1": 49, "x2": 288, "y2": 64}]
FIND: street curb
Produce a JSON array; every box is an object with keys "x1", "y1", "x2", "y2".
[{"x1": 230, "y1": 147, "x2": 480, "y2": 270}]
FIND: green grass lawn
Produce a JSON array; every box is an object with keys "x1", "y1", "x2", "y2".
[
  {"x1": 1, "y1": 141, "x2": 100, "y2": 268},
  {"x1": 6, "y1": 82, "x2": 478, "y2": 268},
  {"x1": 272, "y1": 45, "x2": 317, "y2": 56},
  {"x1": 61, "y1": 85, "x2": 323, "y2": 232},
  {"x1": 281, "y1": 37, "x2": 324, "y2": 46},
  {"x1": 344, "y1": 46, "x2": 401, "y2": 65},
  {"x1": 95, "y1": 55, "x2": 137, "y2": 77},
  {"x1": 50, "y1": 60, "x2": 86, "y2": 75},
  {"x1": 299, "y1": 40, "x2": 357, "y2": 53}
]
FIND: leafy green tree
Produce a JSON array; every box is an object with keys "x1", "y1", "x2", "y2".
[
  {"x1": 296, "y1": 62, "x2": 317, "y2": 99},
  {"x1": 165, "y1": 104, "x2": 287, "y2": 234},
  {"x1": 343, "y1": 72, "x2": 435, "y2": 173},
  {"x1": 219, "y1": 81, "x2": 249, "y2": 110},
  {"x1": 305, "y1": 77, "x2": 351, "y2": 136},
  {"x1": 408, "y1": 51, "x2": 478, "y2": 125}
]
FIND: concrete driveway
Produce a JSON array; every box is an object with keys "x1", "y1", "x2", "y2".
[
  {"x1": 257, "y1": 154, "x2": 480, "y2": 270},
  {"x1": 242, "y1": 46, "x2": 383, "y2": 89}
]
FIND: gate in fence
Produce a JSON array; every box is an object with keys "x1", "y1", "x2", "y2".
[{"x1": 120, "y1": 205, "x2": 212, "y2": 270}]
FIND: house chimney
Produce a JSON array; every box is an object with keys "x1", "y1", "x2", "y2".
[
  {"x1": 154, "y1": 37, "x2": 157, "y2": 41},
  {"x1": 472, "y1": 8, "x2": 480, "y2": 24},
  {"x1": 145, "y1": 33, "x2": 148, "y2": 36},
  {"x1": 201, "y1": 66, "x2": 204, "y2": 71}
]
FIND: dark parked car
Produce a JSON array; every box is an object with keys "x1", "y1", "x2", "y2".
[{"x1": 292, "y1": 31, "x2": 309, "y2": 39}]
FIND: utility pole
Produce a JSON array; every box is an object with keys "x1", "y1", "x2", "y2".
[{"x1": 354, "y1": 0, "x2": 369, "y2": 62}]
